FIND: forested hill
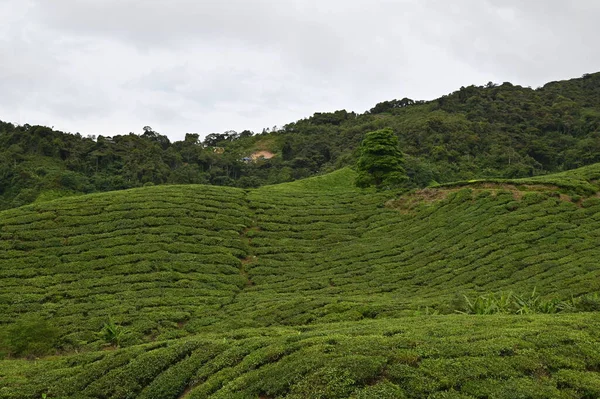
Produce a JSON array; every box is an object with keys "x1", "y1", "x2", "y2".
[{"x1": 2, "y1": 71, "x2": 600, "y2": 210}]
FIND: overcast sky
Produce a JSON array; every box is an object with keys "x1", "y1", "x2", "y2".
[{"x1": 1, "y1": 0, "x2": 598, "y2": 141}]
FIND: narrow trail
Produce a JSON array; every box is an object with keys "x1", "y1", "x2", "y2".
[
  {"x1": 238, "y1": 191, "x2": 259, "y2": 289},
  {"x1": 239, "y1": 228, "x2": 258, "y2": 288}
]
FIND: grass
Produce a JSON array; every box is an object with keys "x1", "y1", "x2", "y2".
[{"x1": 0, "y1": 165, "x2": 600, "y2": 397}]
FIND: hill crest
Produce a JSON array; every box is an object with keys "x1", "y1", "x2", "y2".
[{"x1": 3, "y1": 71, "x2": 600, "y2": 210}]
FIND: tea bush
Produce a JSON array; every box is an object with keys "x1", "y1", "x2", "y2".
[
  {"x1": 1, "y1": 165, "x2": 600, "y2": 397},
  {"x1": 0, "y1": 316, "x2": 60, "y2": 358}
]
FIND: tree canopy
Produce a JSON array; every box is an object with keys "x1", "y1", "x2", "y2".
[{"x1": 355, "y1": 128, "x2": 407, "y2": 189}]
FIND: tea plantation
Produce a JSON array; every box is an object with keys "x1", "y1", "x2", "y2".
[{"x1": 1, "y1": 165, "x2": 600, "y2": 398}]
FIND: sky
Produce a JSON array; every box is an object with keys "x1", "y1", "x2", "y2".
[{"x1": 1, "y1": 0, "x2": 598, "y2": 141}]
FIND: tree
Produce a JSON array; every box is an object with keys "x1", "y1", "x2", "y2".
[
  {"x1": 141, "y1": 126, "x2": 171, "y2": 149},
  {"x1": 369, "y1": 98, "x2": 415, "y2": 114},
  {"x1": 355, "y1": 128, "x2": 407, "y2": 189}
]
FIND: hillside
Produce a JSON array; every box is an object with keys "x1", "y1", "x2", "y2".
[
  {"x1": 1, "y1": 164, "x2": 600, "y2": 398},
  {"x1": 2, "y1": 71, "x2": 600, "y2": 210}
]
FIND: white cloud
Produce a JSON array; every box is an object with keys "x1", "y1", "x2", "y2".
[{"x1": 0, "y1": 0, "x2": 597, "y2": 140}]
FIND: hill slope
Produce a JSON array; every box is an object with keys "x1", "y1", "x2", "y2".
[
  {"x1": 2, "y1": 71, "x2": 600, "y2": 210},
  {"x1": 1, "y1": 165, "x2": 600, "y2": 398}
]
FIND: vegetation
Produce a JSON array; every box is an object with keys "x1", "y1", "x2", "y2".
[
  {"x1": 2, "y1": 316, "x2": 600, "y2": 398},
  {"x1": 0, "y1": 317, "x2": 59, "y2": 358},
  {"x1": 460, "y1": 289, "x2": 571, "y2": 315},
  {"x1": 98, "y1": 319, "x2": 130, "y2": 348},
  {"x1": 0, "y1": 161, "x2": 600, "y2": 397},
  {"x1": 355, "y1": 128, "x2": 407, "y2": 189},
  {"x1": 1, "y1": 71, "x2": 600, "y2": 397},
  {"x1": 2, "y1": 72, "x2": 600, "y2": 210}
]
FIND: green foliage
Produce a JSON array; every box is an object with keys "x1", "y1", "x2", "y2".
[
  {"x1": 98, "y1": 319, "x2": 130, "y2": 347},
  {"x1": 564, "y1": 293, "x2": 600, "y2": 312},
  {"x1": 0, "y1": 165, "x2": 599, "y2": 352},
  {"x1": 0, "y1": 163, "x2": 599, "y2": 397},
  {"x1": 3, "y1": 315, "x2": 600, "y2": 398},
  {"x1": 351, "y1": 381, "x2": 406, "y2": 398},
  {"x1": 3, "y1": 72, "x2": 600, "y2": 209},
  {"x1": 355, "y1": 128, "x2": 407, "y2": 189},
  {"x1": 0, "y1": 316, "x2": 59, "y2": 358},
  {"x1": 460, "y1": 289, "x2": 565, "y2": 315}
]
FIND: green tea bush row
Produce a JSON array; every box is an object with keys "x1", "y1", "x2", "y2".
[{"x1": 4, "y1": 310, "x2": 600, "y2": 398}]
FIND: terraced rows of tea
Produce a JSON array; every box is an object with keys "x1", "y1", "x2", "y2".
[
  {"x1": 232, "y1": 168, "x2": 600, "y2": 324},
  {"x1": 0, "y1": 185, "x2": 252, "y2": 345},
  {"x1": 1, "y1": 166, "x2": 600, "y2": 398},
  {"x1": 3, "y1": 315, "x2": 600, "y2": 399}
]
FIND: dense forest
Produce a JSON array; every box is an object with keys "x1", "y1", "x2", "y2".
[{"x1": 1, "y1": 71, "x2": 600, "y2": 210}]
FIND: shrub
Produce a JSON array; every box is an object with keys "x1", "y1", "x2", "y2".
[
  {"x1": 0, "y1": 316, "x2": 60, "y2": 358},
  {"x1": 567, "y1": 293, "x2": 600, "y2": 312},
  {"x1": 351, "y1": 381, "x2": 406, "y2": 398}
]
